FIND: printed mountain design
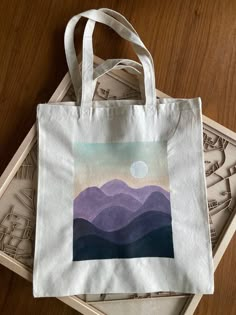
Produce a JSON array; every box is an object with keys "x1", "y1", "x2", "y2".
[{"x1": 73, "y1": 179, "x2": 174, "y2": 261}]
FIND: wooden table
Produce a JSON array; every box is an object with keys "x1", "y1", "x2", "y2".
[{"x1": 0, "y1": 1, "x2": 235, "y2": 314}]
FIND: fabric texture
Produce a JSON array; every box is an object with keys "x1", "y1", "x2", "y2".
[{"x1": 33, "y1": 8, "x2": 214, "y2": 297}]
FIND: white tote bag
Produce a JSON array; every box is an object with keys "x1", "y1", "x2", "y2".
[{"x1": 33, "y1": 8, "x2": 214, "y2": 297}]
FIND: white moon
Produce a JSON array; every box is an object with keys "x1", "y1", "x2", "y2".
[{"x1": 130, "y1": 161, "x2": 148, "y2": 178}]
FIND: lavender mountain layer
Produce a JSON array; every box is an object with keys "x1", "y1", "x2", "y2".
[{"x1": 73, "y1": 179, "x2": 174, "y2": 261}]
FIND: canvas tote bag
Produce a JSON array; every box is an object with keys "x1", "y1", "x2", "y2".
[{"x1": 33, "y1": 8, "x2": 214, "y2": 297}]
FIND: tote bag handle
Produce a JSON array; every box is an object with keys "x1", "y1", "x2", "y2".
[
  {"x1": 74, "y1": 58, "x2": 144, "y2": 100},
  {"x1": 74, "y1": 58, "x2": 144, "y2": 102},
  {"x1": 64, "y1": 9, "x2": 156, "y2": 107},
  {"x1": 94, "y1": 59, "x2": 142, "y2": 79},
  {"x1": 82, "y1": 12, "x2": 144, "y2": 101}
]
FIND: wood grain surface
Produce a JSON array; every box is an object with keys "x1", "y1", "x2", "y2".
[{"x1": 0, "y1": 0, "x2": 235, "y2": 314}]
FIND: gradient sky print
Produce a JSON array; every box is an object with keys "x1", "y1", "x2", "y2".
[{"x1": 74, "y1": 141, "x2": 170, "y2": 197}]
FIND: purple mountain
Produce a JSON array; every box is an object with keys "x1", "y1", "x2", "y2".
[
  {"x1": 138, "y1": 191, "x2": 170, "y2": 214},
  {"x1": 73, "y1": 187, "x2": 141, "y2": 221},
  {"x1": 90, "y1": 205, "x2": 133, "y2": 231},
  {"x1": 73, "y1": 179, "x2": 173, "y2": 261},
  {"x1": 92, "y1": 191, "x2": 171, "y2": 231},
  {"x1": 74, "y1": 211, "x2": 171, "y2": 244},
  {"x1": 101, "y1": 179, "x2": 170, "y2": 202}
]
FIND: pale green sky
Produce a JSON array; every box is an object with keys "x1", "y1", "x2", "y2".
[{"x1": 74, "y1": 141, "x2": 169, "y2": 196}]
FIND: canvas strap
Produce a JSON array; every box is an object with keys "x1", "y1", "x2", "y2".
[
  {"x1": 74, "y1": 58, "x2": 144, "y2": 102},
  {"x1": 64, "y1": 8, "x2": 156, "y2": 107},
  {"x1": 94, "y1": 59, "x2": 142, "y2": 79}
]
